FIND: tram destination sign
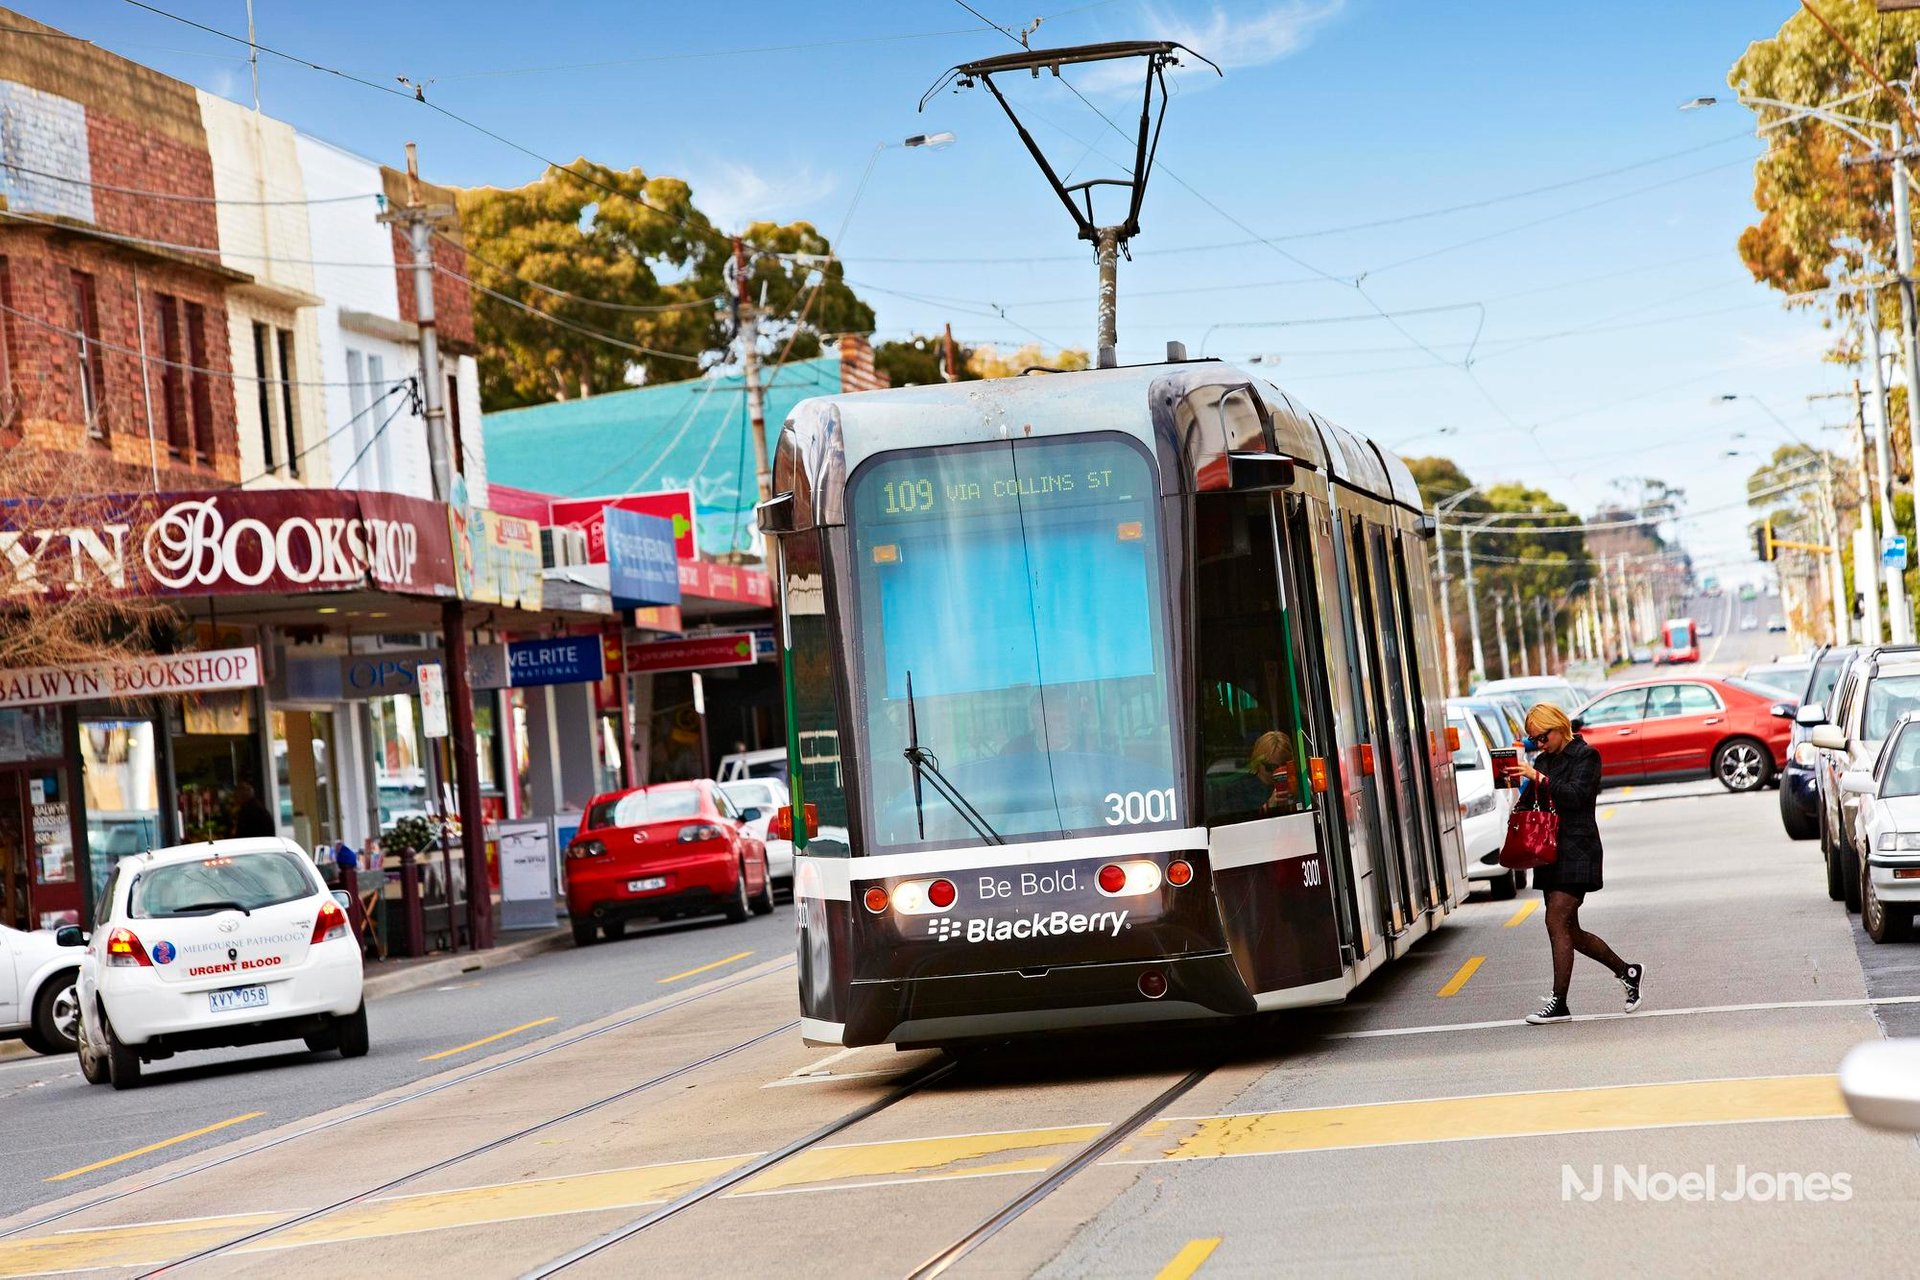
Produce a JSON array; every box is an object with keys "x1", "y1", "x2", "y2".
[{"x1": 0, "y1": 647, "x2": 262, "y2": 709}]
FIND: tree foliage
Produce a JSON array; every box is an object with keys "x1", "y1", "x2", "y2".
[
  {"x1": 456, "y1": 161, "x2": 875, "y2": 410},
  {"x1": 966, "y1": 342, "x2": 1091, "y2": 379},
  {"x1": 874, "y1": 333, "x2": 982, "y2": 387}
]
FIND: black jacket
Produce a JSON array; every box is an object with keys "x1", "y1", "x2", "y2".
[{"x1": 1530, "y1": 735, "x2": 1604, "y2": 891}]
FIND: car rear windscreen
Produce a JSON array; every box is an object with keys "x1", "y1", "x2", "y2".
[
  {"x1": 590, "y1": 789, "x2": 703, "y2": 829},
  {"x1": 130, "y1": 851, "x2": 315, "y2": 918}
]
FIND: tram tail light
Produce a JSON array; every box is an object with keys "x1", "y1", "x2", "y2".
[
  {"x1": 1308, "y1": 757, "x2": 1329, "y2": 793},
  {"x1": 1096, "y1": 861, "x2": 1163, "y2": 897},
  {"x1": 863, "y1": 886, "x2": 890, "y2": 914},
  {"x1": 872, "y1": 544, "x2": 901, "y2": 564},
  {"x1": 1359, "y1": 744, "x2": 1376, "y2": 776},
  {"x1": 884, "y1": 877, "x2": 958, "y2": 915},
  {"x1": 1166, "y1": 859, "x2": 1193, "y2": 887},
  {"x1": 1138, "y1": 970, "x2": 1169, "y2": 1000},
  {"x1": 106, "y1": 928, "x2": 151, "y2": 968},
  {"x1": 928, "y1": 878, "x2": 957, "y2": 908},
  {"x1": 1446, "y1": 726, "x2": 1461, "y2": 753}
]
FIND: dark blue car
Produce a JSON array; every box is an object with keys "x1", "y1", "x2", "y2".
[{"x1": 1781, "y1": 646, "x2": 1856, "y2": 840}]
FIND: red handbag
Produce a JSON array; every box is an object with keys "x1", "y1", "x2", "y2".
[{"x1": 1499, "y1": 783, "x2": 1559, "y2": 870}]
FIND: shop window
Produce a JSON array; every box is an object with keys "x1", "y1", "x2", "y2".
[
  {"x1": 272, "y1": 709, "x2": 340, "y2": 853},
  {"x1": 78, "y1": 718, "x2": 163, "y2": 909},
  {"x1": 1194, "y1": 493, "x2": 1311, "y2": 824},
  {"x1": 169, "y1": 695, "x2": 263, "y2": 842},
  {"x1": 277, "y1": 327, "x2": 299, "y2": 476},
  {"x1": 157, "y1": 295, "x2": 190, "y2": 456},
  {"x1": 70, "y1": 269, "x2": 105, "y2": 438},
  {"x1": 252, "y1": 321, "x2": 277, "y2": 471},
  {"x1": 369, "y1": 694, "x2": 427, "y2": 831},
  {"x1": 185, "y1": 302, "x2": 215, "y2": 463}
]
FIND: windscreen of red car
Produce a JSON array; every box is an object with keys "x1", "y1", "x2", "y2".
[{"x1": 588, "y1": 790, "x2": 703, "y2": 830}]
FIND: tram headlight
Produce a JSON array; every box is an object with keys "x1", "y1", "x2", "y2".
[
  {"x1": 882, "y1": 877, "x2": 958, "y2": 915},
  {"x1": 1096, "y1": 861, "x2": 1163, "y2": 897}
]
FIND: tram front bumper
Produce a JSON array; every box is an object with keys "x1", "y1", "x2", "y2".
[{"x1": 846, "y1": 951, "x2": 1255, "y2": 1047}]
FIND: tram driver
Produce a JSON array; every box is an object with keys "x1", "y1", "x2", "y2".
[
  {"x1": 1212, "y1": 729, "x2": 1301, "y2": 821},
  {"x1": 1001, "y1": 689, "x2": 1085, "y2": 757}
]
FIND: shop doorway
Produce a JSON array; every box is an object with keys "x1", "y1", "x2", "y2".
[{"x1": 0, "y1": 767, "x2": 80, "y2": 930}]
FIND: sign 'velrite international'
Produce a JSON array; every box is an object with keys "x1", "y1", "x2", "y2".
[{"x1": 0, "y1": 647, "x2": 262, "y2": 709}]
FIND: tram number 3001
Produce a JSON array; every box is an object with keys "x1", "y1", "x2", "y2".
[{"x1": 1104, "y1": 789, "x2": 1177, "y2": 826}]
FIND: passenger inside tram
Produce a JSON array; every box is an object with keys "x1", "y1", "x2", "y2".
[{"x1": 1208, "y1": 730, "x2": 1302, "y2": 822}]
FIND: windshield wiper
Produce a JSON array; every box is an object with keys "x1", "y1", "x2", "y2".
[
  {"x1": 173, "y1": 899, "x2": 252, "y2": 917},
  {"x1": 903, "y1": 671, "x2": 1004, "y2": 845}
]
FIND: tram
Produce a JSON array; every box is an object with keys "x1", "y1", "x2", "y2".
[{"x1": 757, "y1": 359, "x2": 1466, "y2": 1047}]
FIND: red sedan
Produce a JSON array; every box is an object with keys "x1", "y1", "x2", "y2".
[
  {"x1": 564, "y1": 781, "x2": 775, "y2": 945},
  {"x1": 1571, "y1": 675, "x2": 1793, "y2": 792}
]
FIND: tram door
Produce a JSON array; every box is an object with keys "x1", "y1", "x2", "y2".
[
  {"x1": 1392, "y1": 530, "x2": 1456, "y2": 902},
  {"x1": 1355, "y1": 520, "x2": 1429, "y2": 921},
  {"x1": 1370, "y1": 527, "x2": 1439, "y2": 910},
  {"x1": 1338, "y1": 512, "x2": 1411, "y2": 937}
]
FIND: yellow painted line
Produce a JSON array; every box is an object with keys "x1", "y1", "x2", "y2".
[
  {"x1": 1620, "y1": 785, "x2": 1635, "y2": 796},
  {"x1": 1156, "y1": 1238, "x2": 1223, "y2": 1280},
  {"x1": 1436, "y1": 955, "x2": 1484, "y2": 998},
  {"x1": 658, "y1": 950, "x2": 754, "y2": 984},
  {"x1": 1150, "y1": 1075, "x2": 1845, "y2": 1162},
  {"x1": 1504, "y1": 900, "x2": 1539, "y2": 927},
  {"x1": 45, "y1": 1112, "x2": 264, "y2": 1183},
  {"x1": 419, "y1": 1017, "x2": 556, "y2": 1062},
  {"x1": 0, "y1": 1077, "x2": 1847, "y2": 1275},
  {"x1": 1600, "y1": 806, "x2": 1616, "y2": 820}
]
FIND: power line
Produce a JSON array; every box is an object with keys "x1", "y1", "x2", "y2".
[
  {"x1": 436, "y1": 25, "x2": 999, "y2": 81},
  {"x1": 0, "y1": 296, "x2": 364, "y2": 387},
  {"x1": 432, "y1": 230, "x2": 724, "y2": 314},
  {"x1": 456, "y1": 273, "x2": 709, "y2": 364},
  {"x1": 229, "y1": 378, "x2": 414, "y2": 489},
  {"x1": 0, "y1": 161, "x2": 380, "y2": 206},
  {"x1": 334, "y1": 389, "x2": 417, "y2": 487}
]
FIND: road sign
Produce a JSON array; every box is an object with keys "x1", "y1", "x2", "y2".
[{"x1": 1885, "y1": 535, "x2": 1909, "y2": 571}]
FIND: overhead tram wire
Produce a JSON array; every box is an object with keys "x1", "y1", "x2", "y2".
[
  {"x1": 0, "y1": 206, "x2": 402, "y2": 269},
  {"x1": 228, "y1": 379, "x2": 414, "y2": 489},
  {"x1": 0, "y1": 296, "x2": 365, "y2": 387},
  {"x1": 457, "y1": 275, "x2": 709, "y2": 363},
  {"x1": 431, "y1": 231, "x2": 725, "y2": 314},
  {"x1": 302, "y1": 384, "x2": 417, "y2": 489}
]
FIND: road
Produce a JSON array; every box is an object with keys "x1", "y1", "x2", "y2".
[{"x1": 1, "y1": 775, "x2": 1915, "y2": 1277}]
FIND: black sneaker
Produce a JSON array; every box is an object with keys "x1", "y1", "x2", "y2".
[
  {"x1": 1621, "y1": 964, "x2": 1644, "y2": 1014},
  {"x1": 1526, "y1": 994, "x2": 1572, "y2": 1024}
]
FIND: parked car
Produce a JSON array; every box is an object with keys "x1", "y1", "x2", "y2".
[
  {"x1": 1780, "y1": 646, "x2": 1856, "y2": 842},
  {"x1": 1469, "y1": 676, "x2": 1585, "y2": 714},
  {"x1": 76, "y1": 838, "x2": 367, "y2": 1089},
  {"x1": 718, "y1": 777, "x2": 795, "y2": 892},
  {"x1": 1700, "y1": 622, "x2": 1717, "y2": 637},
  {"x1": 1629, "y1": 646, "x2": 1655, "y2": 665},
  {"x1": 564, "y1": 781, "x2": 774, "y2": 945},
  {"x1": 1838, "y1": 716, "x2": 1920, "y2": 943},
  {"x1": 0, "y1": 922, "x2": 83, "y2": 1055},
  {"x1": 1808, "y1": 646, "x2": 1920, "y2": 911},
  {"x1": 1742, "y1": 660, "x2": 1813, "y2": 697},
  {"x1": 717, "y1": 748, "x2": 788, "y2": 783},
  {"x1": 1446, "y1": 700, "x2": 1521, "y2": 898},
  {"x1": 1769, "y1": 618, "x2": 1788, "y2": 633},
  {"x1": 1571, "y1": 675, "x2": 1791, "y2": 792}
]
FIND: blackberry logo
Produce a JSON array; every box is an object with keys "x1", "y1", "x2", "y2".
[
  {"x1": 924, "y1": 909, "x2": 1130, "y2": 943},
  {"x1": 928, "y1": 918, "x2": 963, "y2": 941}
]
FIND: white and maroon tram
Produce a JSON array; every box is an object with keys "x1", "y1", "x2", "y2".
[{"x1": 757, "y1": 360, "x2": 1465, "y2": 1047}]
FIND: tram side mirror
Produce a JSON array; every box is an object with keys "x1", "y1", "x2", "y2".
[
  {"x1": 1841, "y1": 1040, "x2": 1920, "y2": 1133},
  {"x1": 757, "y1": 492, "x2": 796, "y2": 535},
  {"x1": 54, "y1": 925, "x2": 84, "y2": 948},
  {"x1": 1226, "y1": 452, "x2": 1296, "y2": 493},
  {"x1": 771, "y1": 804, "x2": 818, "y2": 842}
]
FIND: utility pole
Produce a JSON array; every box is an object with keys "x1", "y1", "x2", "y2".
[
  {"x1": 1615, "y1": 554, "x2": 1635, "y2": 652},
  {"x1": 1436, "y1": 529, "x2": 1460, "y2": 698},
  {"x1": 943, "y1": 323, "x2": 960, "y2": 382},
  {"x1": 1538, "y1": 595, "x2": 1554, "y2": 674},
  {"x1": 380, "y1": 144, "x2": 456, "y2": 503},
  {"x1": 1866, "y1": 313, "x2": 1912, "y2": 642},
  {"x1": 1460, "y1": 524, "x2": 1489, "y2": 685},
  {"x1": 1495, "y1": 595, "x2": 1511, "y2": 680},
  {"x1": 733, "y1": 238, "x2": 772, "y2": 504},
  {"x1": 1511, "y1": 584, "x2": 1529, "y2": 676}
]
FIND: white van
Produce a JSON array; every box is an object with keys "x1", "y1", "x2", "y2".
[{"x1": 717, "y1": 747, "x2": 788, "y2": 783}]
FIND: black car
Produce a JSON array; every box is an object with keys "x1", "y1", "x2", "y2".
[{"x1": 1780, "y1": 645, "x2": 1856, "y2": 840}]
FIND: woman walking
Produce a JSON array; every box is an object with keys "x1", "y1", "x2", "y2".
[{"x1": 1510, "y1": 703, "x2": 1643, "y2": 1024}]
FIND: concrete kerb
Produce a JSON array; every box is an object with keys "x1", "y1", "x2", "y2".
[{"x1": 360, "y1": 928, "x2": 573, "y2": 1002}]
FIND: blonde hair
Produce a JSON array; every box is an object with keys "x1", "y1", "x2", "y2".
[
  {"x1": 1251, "y1": 730, "x2": 1294, "y2": 770},
  {"x1": 1525, "y1": 702, "x2": 1574, "y2": 739}
]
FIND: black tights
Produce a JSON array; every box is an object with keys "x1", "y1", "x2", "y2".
[{"x1": 1544, "y1": 890, "x2": 1626, "y2": 999}]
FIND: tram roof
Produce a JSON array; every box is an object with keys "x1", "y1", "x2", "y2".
[{"x1": 768, "y1": 361, "x2": 1425, "y2": 530}]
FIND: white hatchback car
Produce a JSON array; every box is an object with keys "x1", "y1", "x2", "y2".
[
  {"x1": 1446, "y1": 702, "x2": 1521, "y2": 898},
  {"x1": 77, "y1": 838, "x2": 367, "y2": 1089},
  {"x1": 1840, "y1": 714, "x2": 1920, "y2": 945},
  {"x1": 1, "y1": 922, "x2": 85, "y2": 1055},
  {"x1": 719, "y1": 777, "x2": 794, "y2": 888}
]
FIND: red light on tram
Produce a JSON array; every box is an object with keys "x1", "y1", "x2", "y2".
[
  {"x1": 1138, "y1": 970, "x2": 1169, "y2": 1000},
  {"x1": 863, "y1": 886, "x2": 890, "y2": 914},
  {"x1": 1358, "y1": 744, "x2": 1375, "y2": 776},
  {"x1": 1098, "y1": 864, "x2": 1126, "y2": 894},
  {"x1": 1166, "y1": 860, "x2": 1193, "y2": 887},
  {"x1": 1308, "y1": 757, "x2": 1329, "y2": 793},
  {"x1": 928, "y1": 878, "x2": 957, "y2": 908}
]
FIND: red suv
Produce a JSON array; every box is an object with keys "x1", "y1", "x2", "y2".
[
  {"x1": 564, "y1": 781, "x2": 775, "y2": 945},
  {"x1": 1571, "y1": 676, "x2": 1793, "y2": 792}
]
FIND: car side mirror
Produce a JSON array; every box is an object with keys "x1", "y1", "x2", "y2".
[
  {"x1": 1770, "y1": 703, "x2": 1795, "y2": 719},
  {"x1": 1841, "y1": 1040, "x2": 1920, "y2": 1133},
  {"x1": 1810, "y1": 725, "x2": 1849, "y2": 752},
  {"x1": 331, "y1": 890, "x2": 352, "y2": 911},
  {"x1": 1841, "y1": 770, "x2": 1877, "y2": 796},
  {"x1": 54, "y1": 925, "x2": 84, "y2": 948},
  {"x1": 1796, "y1": 703, "x2": 1828, "y2": 728},
  {"x1": 740, "y1": 806, "x2": 767, "y2": 823}
]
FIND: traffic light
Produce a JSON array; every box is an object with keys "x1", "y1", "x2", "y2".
[{"x1": 1754, "y1": 519, "x2": 1776, "y2": 563}]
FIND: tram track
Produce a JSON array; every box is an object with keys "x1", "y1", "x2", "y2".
[{"x1": 1, "y1": 958, "x2": 796, "y2": 1244}]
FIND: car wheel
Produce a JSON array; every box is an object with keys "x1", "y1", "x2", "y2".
[
  {"x1": 77, "y1": 1009, "x2": 110, "y2": 1086},
  {"x1": 32, "y1": 971, "x2": 80, "y2": 1055},
  {"x1": 303, "y1": 1027, "x2": 339, "y2": 1053},
  {"x1": 1491, "y1": 871, "x2": 1517, "y2": 900},
  {"x1": 724, "y1": 861, "x2": 752, "y2": 923},
  {"x1": 335, "y1": 1004, "x2": 370, "y2": 1059},
  {"x1": 1843, "y1": 844, "x2": 1863, "y2": 913},
  {"x1": 1512, "y1": 867, "x2": 1527, "y2": 891},
  {"x1": 1825, "y1": 836, "x2": 1845, "y2": 901},
  {"x1": 104, "y1": 1015, "x2": 142, "y2": 1090},
  {"x1": 570, "y1": 917, "x2": 597, "y2": 947},
  {"x1": 1714, "y1": 739, "x2": 1771, "y2": 793},
  {"x1": 1862, "y1": 873, "x2": 1908, "y2": 943},
  {"x1": 1780, "y1": 784, "x2": 1817, "y2": 840},
  {"x1": 751, "y1": 858, "x2": 776, "y2": 916},
  {"x1": 602, "y1": 920, "x2": 627, "y2": 941}
]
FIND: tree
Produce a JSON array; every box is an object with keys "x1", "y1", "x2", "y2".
[
  {"x1": 967, "y1": 342, "x2": 1090, "y2": 379},
  {"x1": 1729, "y1": 1, "x2": 1920, "y2": 334},
  {"x1": 874, "y1": 333, "x2": 981, "y2": 387},
  {"x1": 456, "y1": 162, "x2": 875, "y2": 410}
]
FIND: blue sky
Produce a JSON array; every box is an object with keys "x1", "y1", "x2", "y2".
[{"x1": 41, "y1": 1, "x2": 1840, "y2": 576}]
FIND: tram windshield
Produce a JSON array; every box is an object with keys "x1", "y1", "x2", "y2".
[{"x1": 848, "y1": 434, "x2": 1179, "y2": 850}]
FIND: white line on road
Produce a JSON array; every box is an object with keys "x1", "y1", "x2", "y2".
[{"x1": 1325, "y1": 994, "x2": 1920, "y2": 1040}]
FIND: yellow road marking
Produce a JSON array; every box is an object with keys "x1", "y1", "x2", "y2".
[
  {"x1": 1436, "y1": 955, "x2": 1484, "y2": 997},
  {"x1": 1601, "y1": 806, "x2": 1616, "y2": 820},
  {"x1": 1504, "y1": 900, "x2": 1539, "y2": 927},
  {"x1": 1621, "y1": 785, "x2": 1635, "y2": 796},
  {"x1": 1156, "y1": 1238, "x2": 1223, "y2": 1280},
  {"x1": 658, "y1": 950, "x2": 755, "y2": 984},
  {"x1": 1153, "y1": 1075, "x2": 1845, "y2": 1162},
  {"x1": 419, "y1": 1017, "x2": 556, "y2": 1062},
  {"x1": 0, "y1": 1076, "x2": 1847, "y2": 1275},
  {"x1": 45, "y1": 1112, "x2": 264, "y2": 1183}
]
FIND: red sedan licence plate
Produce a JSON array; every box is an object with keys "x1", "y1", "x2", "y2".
[{"x1": 628, "y1": 876, "x2": 667, "y2": 893}]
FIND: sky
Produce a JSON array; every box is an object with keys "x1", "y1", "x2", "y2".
[{"x1": 32, "y1": 1, "x2": 1857, "y2": 581}]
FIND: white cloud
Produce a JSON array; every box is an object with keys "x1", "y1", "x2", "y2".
[
  {"x1": 1078, "y1": 1, "x2": 1347, "y2": 92},
  {"x1": 683, "y1": 159, "x2": 837, "y2": 234}
]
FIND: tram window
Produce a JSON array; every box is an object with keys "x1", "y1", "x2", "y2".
[
  {"x1": 1194, "y1": 492, "x2": 1311, "y2": 825},
  {"x1": 782, "y1": 530, "x2": 850, "y2": 856}
]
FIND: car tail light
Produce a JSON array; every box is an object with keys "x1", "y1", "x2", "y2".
[
  {"x1": 567, "y1": 840, "x2": 607, "y2": 860},
  {"x1": 106, "y1": 927, "x2": 151, "y2": 968},
  {"x1": 1097, "y1": 861, "x2": 1162, "y2": 897},
  {"x1": 1166, "y1": 859, "x2": 1193, "y2": 887},
  {"x1": 678, "y1": 823, "x2": 726, "y2": 844},
  {"x1": 312, "y1": 900, "x2": 349, "y2": 944},
  {"x1": 863, "y1": 886, "x2": 890, "y2": 914}
]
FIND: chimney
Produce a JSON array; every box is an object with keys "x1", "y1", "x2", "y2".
[{"x1": 838, "y1": 334, "x2": 890, "y2": 393}]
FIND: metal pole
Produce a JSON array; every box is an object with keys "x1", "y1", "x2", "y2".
[
  {"x1": 1866, "y1": 309, "x2": 1912, "y2": 641},
  {"x1": 399, "y1": 146, "x2": 453, "y2": 504},
  {"x1": 442, "y1": 600, "x2": 491, "y2": 951},
  {"x1": 1436, "y1": 531, "x2": 1460, "y2": 697},
  {"x1": 1615, "y1": 554, "x2": 1635, "y2": 651},
  {"x1": 734, "y1": 237, "x2": 772, "y2": 503},
  {"x1": 1095, "y1": 227, "x2": 1120, "y2": 368},
  {"x1": 1511, "y1": 584, "x2": 1529, "y2": 676},
  {"x1": 1823, "y1": 464, "x2": 1849, "y2": 645},
  {"x1": 1894, "y1": 120, "x2": 1920, "y2": 642},
  {"x1": 1494, "y1": 595, "x2": 1510, "y2": 679},
  {"x1": 1461, "y1": 528, "x2": 1488, "y2": 684}
]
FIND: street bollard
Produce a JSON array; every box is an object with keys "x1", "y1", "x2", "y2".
[{"x1": 400, "y1": 849, "x2": 425, "y2": 959}]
